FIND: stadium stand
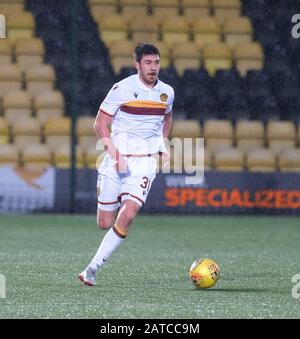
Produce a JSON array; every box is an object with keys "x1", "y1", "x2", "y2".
[
  {"x1": 214, "y1": 147, "x2": 244, "y2": 171},
  {"x1": 278, "y1": 149, "x2": 300, "y2": 172},
  {"x1": 53, "y1": 145, "x2": 85, "y2": 169},
  {"x1": 0, "y1": 144, "x2": 19, "y2": 166},
  {"x1": 211, "y1": 0, "x2": 241, "y2": 21},
  {"x1": 0, "y1": 39, "x2": 12, "y2": 64},
  {"x1": 267, "y1": 121, "x2": 297, "y2": 155},
  {"x1": 236, "y1": 120, "x2": 265, "y2": 152},
  {"x1": 44, "y1": 116, "x2": 71, "y2": 152},
  {"x1": 12, "y1": 117, "x2": 41, "y2": 150},
  {"x1": 181, "y1": 0, "x2": 210, "y2": 19},
  {"x1": 0, "y1": 64, "x2": 22, "y2": 98},
  {"x1": 15, "y1": 37, "x2": 45, "y2": 71},
  {"x1": 25, "y1": 64, "x2": 56, "y2": 96},
  {"x1": 77, "y1": 116, "x2": 98, "y2": 151},
  {"x1": 203, "y1": 119, "x2": 234, "y2": 152},
  {"x1": 0, "y1": 117, "x2": 9, "y2": 144},
  {"x1": 0, "y1": 0, "x2": 299, "y2": 174},
  {"x1": 191, "y1": 16, "x2": 221, "y2": 49},
  {"x1": 246, "y1": 148, "x2": 277, "y2": 172},
  {"x1": 22, "y1": 144, "x2": 52, "y2": 168},
  {"x1": 2, "y1": 90, "x2": 32, "y2": 124},
  {"x1": 121, "y1": 0, "x2": 149, "y2": 17}
]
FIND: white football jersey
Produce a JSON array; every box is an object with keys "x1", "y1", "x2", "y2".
[{"x1": 100, "y1": 74, "x2": 174, "y2": 155}]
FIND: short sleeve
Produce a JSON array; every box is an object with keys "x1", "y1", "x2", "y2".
[
  {"x1": 165, "y1": 87, "x2": 175, "y2": 115},
  {"x1": 99, "y1": 83, "x2": 125, "y2": 117}
]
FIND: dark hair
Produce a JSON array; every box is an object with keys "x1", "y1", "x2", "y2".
[{"x1": 134, "y1": 43, "x2": 160, "y2": 63}]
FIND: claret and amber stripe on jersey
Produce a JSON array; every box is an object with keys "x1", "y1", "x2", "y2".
[{"x1": 121, "y1": 100, "x2": 168, "y2": 116}]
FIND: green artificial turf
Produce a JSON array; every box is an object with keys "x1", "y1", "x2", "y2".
[{"x1": 0, "y1": 214, "x2": 299, "y2": 319}]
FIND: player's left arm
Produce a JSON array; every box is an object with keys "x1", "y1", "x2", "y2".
[
  {"x1": 161, "y1": 88, "x2": 174, "y2": 166},
  {"x1": 163, "y1": 87, "x2": 174, "y2": 139},
  {"x1": 163, "y1": 111, "x2": 173, "y2": 139}
]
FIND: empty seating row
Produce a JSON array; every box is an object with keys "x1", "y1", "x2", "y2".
[
  {"x1": 0, "y1": 38, "x2": 45, "y2": 70},
  {"x1": 0, "y1": 90, "x2": 64, "y2": 123},
  {"x1": 1, "y1": 141, "x2": 300, "y2": 172},
  {"x1": 170, "y1": 119, "x2": 300, "y2": 154},
  {"x1": 108, "y1": 40, "x2": 263, "y2": 76},
  {"x1": 0, "y1": 116, "x2": 97, "y2": 151},
  {"x1": 0, "y1": 143, "x2": 103, "y2": 169},
  {"x1": 0, "y1": 64, "x2": 56, "y2": 98},
  {"x1": 90, "y1": 0, "x2": 242, "y2": 21}
]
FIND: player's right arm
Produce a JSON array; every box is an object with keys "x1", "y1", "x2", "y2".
[
  {"x1": 94, "y1": 84, "x2": 128, "y2": 173},
  {"x1": 94, "y1": 110, "x2": 128, "y2": 173}
]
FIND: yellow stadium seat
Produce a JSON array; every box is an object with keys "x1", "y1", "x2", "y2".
[
  {"x1": 36, "y1": 108, "x2": 64, "y2": 125},
  {"x1": 182, "y1": 0, "x2": 210, "y2": 19},
  {"x1": 297, "y1": 123, "x2": 300, "y2": 144},
  {"x1": 44, "y1": 117, "x2": 71, "y2": 151},
  {"x1": 236, "y1": 120, "x2": 265, "y2": 152},
  {"x1": 130, "y1": 16, "x2": 159, "y2": 43},
  {"x1": 246, "y1": 148, "x2": 276, "y2": 172},
  {"x1": 0, "y1": 64, "x2": 22, "y2": 98},
  {"x1": 44, "y1": 116, "x2": 70, "y2": 135},
  {"x1": 211, "y1": 0, "x2": 241, "y2": 21},
  {"x1": 203, "y1": 43, "x2": 232, "y2": 76},
  {"x1": 267, "y1": 121, "x2": 296, "y2": 155},
  {"x1": 214, "y1": 147, "x2": 244, "y2": 171},
  {"x1": 77, "y1": 117, "x2": 94, "y2": 136},
  {"x1": 0, "y1": 0, "x2": 25, "y2": 15},
  {"x1": 278, "y1": 148, "x2": 300, "y2": 172},
  {"x1": 0, "y1": 144, "x2": 19, "y2": 165},
  {"x1": 152, "y1": 0, "x2": 179, "y2": 18},
  {"x1": 172, "y1": 42, "x2": 201, "y2": 76},
  {"x1": 15, "y1": 38, "x2": 45, "y2": 71},
  {"x1": 223, "y1": 17, "x2": 253, "y2": 48},
  {"x1": 12, "y1": 117, "x2": 41, "y2": 149},
  {"x1": 192, "y1": 16, "x2": 221, "y2": 49},
  {"x1": 0, "y1": 117, "x2": 10, "y2": 144},
  {"x1": 98, "y1": 15, "x2": 129, "y2": 46},
  {"x1": 234, "y1": 42, "x2": 264, "y2": 76},
  {"x1": 77, "y1": 117, "x2": 98, "y2": 151},
  {"x1": 109, "y1": 40, "x2": 136, "y2": 74},
  {"x1": 79, "y1": 135, "x2": 98, "y2": 152},
  {"x1": 6, "y1": 12, "x2": 35, "y2": 42},
  {"x1": 25, "y1": 64, "x2": 55, "y2": 96},
  {"x1": 35, "y1": 90, "x2": 64, "y2": 112},
  {"x1": 86, "y1": 146, "x2": 107, "y2": 170},
  {"x1": 2, "y1": 90, "x2": 32, "y2": 123},
  {"x1": 132, "y1": 32, "x2": 159, "y2": 45},
  {"x1": 170, "y1": 119, "x2": 202, "y2": 139},
  {"x1": 151, "y1": 41, "x2": 170, "y2": 68},
  {"x1": 89, "y1": 0, "x2": 118, "y2": 20},
  {"x1": 53, "y1": 145, "x2": 84, "y2": 169},
  {"x1": 0, "y1": 39, "x2": 12, "y2": 64},
  {"x1": 161, "y1": 17, "x2": 190, "y2": 48},
  {"x1": 121, "y1": 0, "x2": 149, "y2": 17},
  {"x1": 22, "y1": 144, "x2": 52, "y2": 168},
  {"x1": 204, "y1": 119, "x2": 233, "y2": 152}
]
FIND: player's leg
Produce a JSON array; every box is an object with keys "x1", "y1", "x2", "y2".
[
  {"x1": 113, "y1": 156, "x2": 157, "y2": 235},
  {"x1": 79, "y1": 156, "x2": 157, "y2": 286},
  {"x1": 97, "y1": 208, "x2": 117, "y2": 229},
  {"x1": 79, "y1": 157, "x2": 121, "y2": 286},
  {"x1": 113, "y1": 197, "x2": 141, "y2": 236}
]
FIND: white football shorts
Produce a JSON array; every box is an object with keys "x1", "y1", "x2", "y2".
[{"x1": 97, "y1": 154, "x2": 157, "y2": 211}]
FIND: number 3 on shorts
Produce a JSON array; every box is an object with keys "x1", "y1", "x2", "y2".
[{"x1": 140, "y1": 176, "x2": 151, "y2": 192}]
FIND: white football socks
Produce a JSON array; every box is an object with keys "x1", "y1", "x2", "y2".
[{"x1": 88, "y1": 226, "x2": 126, "y2": 272}]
